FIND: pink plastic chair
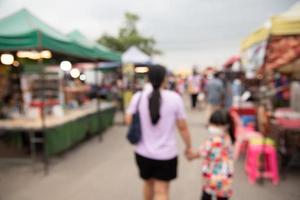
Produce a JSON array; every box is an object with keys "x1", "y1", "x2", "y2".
[{"x1": 245, "y1": 138, "x2": 279, "y2": 185}]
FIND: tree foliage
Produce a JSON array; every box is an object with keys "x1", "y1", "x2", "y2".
[{"x1": 98, "y1": 12, "x2": 161, "y2": 56}]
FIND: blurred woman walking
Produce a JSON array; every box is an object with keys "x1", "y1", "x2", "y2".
[{"x1": 126, "y1": 65, "x2": 193, "y2": 200}]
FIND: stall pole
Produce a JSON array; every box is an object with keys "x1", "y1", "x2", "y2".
[
  {"x1": 121, "y1": 63, "x2": 125, "y2": 125},
  {"x1": 39, "y1": 57, "x2": 49, "y2": 175},
  {"x1": 95, "y1": 64, "x2": 101, "y2": 111},
  {"x1": 37, "y1": 30, "x2": 49, "y2": 174},
  {"x1": 95, "y1": 63, "x2": 103, "y2": 141},
  {"x1": 257, "y1": 32, "x2": 271, "y2": 185}
]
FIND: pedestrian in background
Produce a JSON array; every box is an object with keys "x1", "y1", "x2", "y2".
[
  {"x1": 205, "y1": 72, "x2": 225, "y2": 123},
  {"x1": 188, "y1": 69, "x2": 202, "y2": 109},
  {"x1": 125, "y1": 65, "x2": 193, "y2": 200},
  {"x1": 231, "y1": 78, "x2": 243, "y2": 107},
  {"x1": 176, "y1": 75, "x2": 186, "y2": 96}
]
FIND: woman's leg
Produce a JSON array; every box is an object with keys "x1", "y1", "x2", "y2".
[
  {"x1": 153, "y1": 180, "x2": 170, "y2": 200},
  {"x1": 190, "y1": 94, "x2": 195, "y2": 109},
  {"x1": 192, "y1": 94, "x2": 198, "y2": 109},
  {"x1": 201, "y1": 191, "x2": 212, "y2": 200},
  {"x1": 144, "y1": 179, "x2": 154, "y2": 200},
  {"x1": 217, "y1": 196, "x2": 228, "y2": 200},
  {"x1": 205, "y1": 103, "x2": 213, "y2": 124}
]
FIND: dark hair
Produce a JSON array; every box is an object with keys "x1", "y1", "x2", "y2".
[
  {"x1": 209, "y1": 109, "x2": 235, "y2": 143},
  {"x1": 148, "y1": 65, "x2": 167, "y2": 125},
  {"x1": 192, "y1": 68, "x2": 198, "y2": 75},
  {"x1": 214, "y1": 72, "x2": 220, "y2": 78},
  {"x1": 3, "y1": 95, "x2": 14, "y2": 104}
]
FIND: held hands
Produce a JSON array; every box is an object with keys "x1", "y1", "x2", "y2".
[{"x1": 184, "y1": 147, "x2": 199, "y2": 161}]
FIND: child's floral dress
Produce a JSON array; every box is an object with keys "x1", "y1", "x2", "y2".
[{"x1": 199, "y1": 133, "x2": 234, "y2": 198}]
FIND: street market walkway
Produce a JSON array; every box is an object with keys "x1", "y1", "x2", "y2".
[{"x1": 0, "y1": 105, "x2": 300, "y2": 200}]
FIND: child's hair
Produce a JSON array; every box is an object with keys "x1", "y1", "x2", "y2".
[{"x1": 209, "y1": 109, "x2": 235, "y2": 143}]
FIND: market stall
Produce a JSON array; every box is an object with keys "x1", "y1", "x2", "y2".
[
  {"x1": 0, "y1": 9, "x2": 120, "y2": 170},
  {"x1": 121, "y1": 46, "x2": 152, "y2": 109},
  {"x1": 240, "y1": 3, "x2": 300, "y2": 178}
]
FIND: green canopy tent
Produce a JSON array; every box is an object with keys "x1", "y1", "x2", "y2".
[
  {"x1": 67, "y1": 30, "x2": 121, "y2": 62},
  {"x1": 0, "y1": 9, "x2": 121, "y2": 81},
  {"x1": 0, "y1": 9, "x2": 98, "y2": 61}
]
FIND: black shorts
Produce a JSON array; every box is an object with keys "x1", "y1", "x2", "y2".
[{"x1": 135, "y1": 153, "x2": 178, "y2": 181}]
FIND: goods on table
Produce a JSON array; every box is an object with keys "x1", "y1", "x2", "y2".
[{"x1": 264, "y1": 36, "x2": 300, "y2": 70}]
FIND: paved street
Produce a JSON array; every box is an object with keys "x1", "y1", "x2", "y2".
[{"x1": 0, "y1": 107, "x2": 300, "y2": 200}]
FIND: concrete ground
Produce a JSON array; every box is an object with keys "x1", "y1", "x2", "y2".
[{"x1": 0, "y1": 106, "x2": 300, "y2": 200}]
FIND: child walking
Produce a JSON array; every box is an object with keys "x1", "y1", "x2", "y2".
[{"x1": 190, "y1": 109, "x2": 235, "y2": 200}]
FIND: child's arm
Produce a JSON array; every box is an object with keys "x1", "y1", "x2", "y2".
[
  {"x1": 192, "y1": 150, "x2": 201, "y2": 159},
  {"x1": 187, "y1": 148, "x2": 200, "y2": 160},
  {"x1": 192, "y1": 139, "x2": 211, "y2": 160}
]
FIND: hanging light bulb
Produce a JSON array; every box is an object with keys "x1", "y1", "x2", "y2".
[
  {"x1": 28, "y1": 51, "x2": 41, "y2": 60},
  {"x1": 79, "y1": 74, "x2": 87, "y2": 81},
  {"x1": 1, "y1": 54, "x2": 14, "y2": 65},
  {"x1": 17, "y1": 51, "x2": 29, "y2": 58},
  {"x1": 135, "y1": 66, "x2": 149, "y2": 73},
  {"x1": 41, "y1": 50, "x2": 52, "y2": 59},
  {"x1": 60, "y1": 61, "x2": 72, "y2": 71},
  {"x1": 70, "y1": 68, "x2": 80, "y2": 78},
  {"x1": 13, "y1": 61, "x2": 20, "y2": 67}
]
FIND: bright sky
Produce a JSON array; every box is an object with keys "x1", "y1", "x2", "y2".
[{"x1": 0, "y1": 0, "x2": 298, "y2": 70}]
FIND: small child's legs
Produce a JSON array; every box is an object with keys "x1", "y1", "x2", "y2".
[{"x1": 201, "y1": 191, "x2": 229, "y2": 200}]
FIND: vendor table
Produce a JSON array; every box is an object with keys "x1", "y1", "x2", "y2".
[
  {"x1": 230, "y1": 105, "x2": 257, "y2": 115},
  {"x1": 270, "y1": 109, "x2": 300, "y2": 175},
  {"x1": 30, "y1": 99, "x2": 60, "y2": 116},
  {"x1": 0, "y1": 101, "x2": 116, "y2": 172}
]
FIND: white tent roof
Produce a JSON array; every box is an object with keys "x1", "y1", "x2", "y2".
[{"x1": 122, "y1": 46, "x2": 151, "y2": 64}]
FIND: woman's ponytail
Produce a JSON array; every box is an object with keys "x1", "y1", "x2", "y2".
[
  {"x1": 149, "y1": 88, "x2": 161, "y2": 125},
  {"x1": 148, "y1": 65, "x2": 167, "y2": 125}
]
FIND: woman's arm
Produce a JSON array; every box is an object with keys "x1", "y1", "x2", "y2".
[
  {"x1": 124, "y1": 92, "x2": 141, "y2": 126},
  {"x1": 176, "y1": 119, "x2": 193, "y2": 160},
  {"x1": 124, "y1": 114, "x2": 132, "y2": 126}
]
